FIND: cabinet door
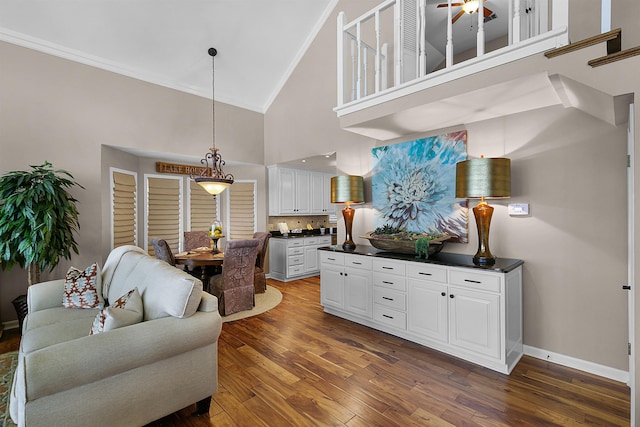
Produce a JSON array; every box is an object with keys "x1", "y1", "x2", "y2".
[
  {"x1": 310, "y1": 173, "x2": 325, "y2": 214},
  {"x1": 448, "y1": 286, "x2": 500, "y2": 358},
  {"x1": 322, "y1": 173, "x2": 335, "y2": 215},
  {"x1": 295, "y1": 170, "x2": 311, "y2": 214},
  {"x1": 344, "y1": 267, "x2": 372, "y2": 318},
  {"x1": 278, "y1": 168, "x2": 296, "y2": 214},
  {"x1": 408, "y1": 279, "x2": 448, "y2": 343},
  {"x1": 304, "y1": 245, "x2": 319, "y2": 273},
  {"x1": 320, "y1": 265, "x2": 344, "y2": 309}
]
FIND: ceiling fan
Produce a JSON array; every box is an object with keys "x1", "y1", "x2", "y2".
[{"x1": 437, "y1": 0, "x2": 494, "y2": 24}]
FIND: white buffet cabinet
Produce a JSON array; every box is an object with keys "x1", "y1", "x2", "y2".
[
  {"x1": 270, "y1": 235, "x2": 332, "y2": 282},
  {"x1": 319, "y1": 247, "x2": 524, "y2": 374}
]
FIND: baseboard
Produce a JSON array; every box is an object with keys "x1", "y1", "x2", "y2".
[
  {"x1": 2, "y1": 320, "x2": 19, "y2": 330},
  {"x1": 524, "y1": 345, "x2": 629, "y2": 384}
]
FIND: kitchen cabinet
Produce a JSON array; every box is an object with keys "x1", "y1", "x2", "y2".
[
  {"x1": 319, "y1": 247, "x2": 523, "y2": 374},
  {"x1": 319, "y1": 252, "x2": 372, "y2": 319},
  {"x1": 270, "y1": 235, "x2": 331, "y2": 282},
  {"x1": 269, "y1": 166, "x2": 333, "y2": 216},
  {"x1": 310, "y1": 172, "x2": 335, "y2": 215}
]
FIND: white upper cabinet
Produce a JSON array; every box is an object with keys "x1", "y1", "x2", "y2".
[{"x1": 269, "y1": 166, "x2": 333, "y2": 216}]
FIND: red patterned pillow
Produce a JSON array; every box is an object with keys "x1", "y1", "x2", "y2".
[
  {"x1": 63, "y1": 263, "x2": 104, "y2": 309},
  {"x1": 90, "y1": 288, "x2": 143, "y2": 335}
]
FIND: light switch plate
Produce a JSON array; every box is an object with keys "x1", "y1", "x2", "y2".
[{"x1": 508, "y1": 203, "x2": 530, "y2": 216}]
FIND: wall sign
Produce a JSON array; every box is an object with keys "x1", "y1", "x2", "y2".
[{"x1": 156, "y1": 162, "x2": 207, "y2": 176}]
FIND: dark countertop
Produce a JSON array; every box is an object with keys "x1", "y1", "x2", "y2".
[
  {"x1": 271, "y1": 231, "x2": 335, "y2": 239},
  {"x1": 318, "y1": 244, "x2": 523, "y2": 273}
]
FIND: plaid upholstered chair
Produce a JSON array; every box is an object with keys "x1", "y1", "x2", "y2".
[
  {"x1": 252, "y1": 232, "x2": 271, "y2": 294},
  {"x1": 210, "y1": 239, "x2": 259, "y2": 315}
]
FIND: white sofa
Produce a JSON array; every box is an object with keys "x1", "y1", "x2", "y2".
[{"x1": 10, "y1": 245, "x2": 223, "y2": 427}]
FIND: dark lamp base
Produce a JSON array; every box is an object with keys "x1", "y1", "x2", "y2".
[{"x1": 473, "y1": 255, "x2": 496, "y2": 265}]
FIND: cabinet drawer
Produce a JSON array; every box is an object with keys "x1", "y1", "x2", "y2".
[
  {"x1": 374, "y1": 286, "x2": 406, "y2": 311},
  {"x1": 317, "y1": 236, "x2": 332, "y2": 245},
  {"x1": 320, "y1": 251, "x2": 344, "y2": 266},
  {"x1": 304, "y1": 237, "x2": 319, "y2": 245},
  {"x1": 345, "y1": 254, "x2": 372, "y2": 270},
  {"x1": 450, "y1": 269, "x2": 501, "y2": 293},
  {"x1": 373, "y1": 273, "x2": 407, "y2": 292},
  {"x1": 373, "y1": 258, "x2": 406, "y2": 275},
  {"x1": 407, "y1": 263, "x2": 448, "y2": 283},
  {"x1": 374, "y1": 305, "x2": 406, "y2": 330},
  {"x1": 288, "y1": 246, "x2": 304, "y2": 256},
  {"x1": 287, "y1": 239, "x2": 304, "y2": 247},
  {"x1": 288, "y1": 264, "x2": 305, "y2": 277},
  {"x1": 288, "y1": 255, "x2": 304, "y2": 266}
]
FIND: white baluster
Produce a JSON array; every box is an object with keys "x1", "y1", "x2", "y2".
[
  {"x1": 375, "y1": 10, "x2": 381, "y2": 93},
  {"x1": 446, "y1": 0, "x2": 453, "y2": 68},
  {"x1": 477, "y1": 0, "x2": 485, "y2": 56},
  {"x1": 350, "y1": 39, "x2": 356, "y2": 102},
  {"x1": 356, "y1": 21, "x2": 362, "y2": 100},
  {"x1": 513, "y1": 0, "x2": 522, "y2": 44},
  {"x1": 363, "y1": 46, "x2": 369, "y2": 97},
  {"x1": 394, "y1": 0, "x2": 402, "y2": 86},
  {"x1": 381, "y1": 43, "x2": 389, "y2": 90},
  {"x1": 337, "y1": 11, "x2": 345, "y2": 106},
  {"x1": 419, "y1": 0, "x2": 427, "y2": 77}
]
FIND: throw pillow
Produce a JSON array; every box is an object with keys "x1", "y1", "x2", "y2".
[
  {"x1": 63, "y1": 263, "x2": 104, "y2": 309},
  {"x1": 90, "y1": 288, "x2": 143, "y2": 335}
]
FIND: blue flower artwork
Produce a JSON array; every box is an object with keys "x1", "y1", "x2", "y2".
[{"x1": 371, "y1": 131, "x2": 468, "y2": 243}]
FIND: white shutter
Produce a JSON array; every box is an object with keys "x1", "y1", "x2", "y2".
[
  {"x1": 111, "y1": 170, "x2": 137, "y2": 249},
  {"x1": 147, "y1": 177, "x2": 181, "y2": 255},
  {"x1": 227, "y1": 181, "x2": 256, "y2": 240}
]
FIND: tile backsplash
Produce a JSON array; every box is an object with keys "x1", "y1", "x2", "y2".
[{"x1": 268, "y1": 215, "x2": 336, "y2": 232}]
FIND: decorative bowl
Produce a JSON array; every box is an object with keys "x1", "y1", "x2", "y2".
[{"x1": 361, "y1": 232, "x2": 450, "y2": 256}]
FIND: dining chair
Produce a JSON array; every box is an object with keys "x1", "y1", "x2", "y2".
[
  {"x1": 184, "y1": 231, "x2": 211, "y2": 251},
  {"x1": 149, "y1": 238, "x2": 176, "y2": 266},
  {"x1": 252, "y1": 232, "x2": 271, "y2": 294},
  {"x1": 210, "y1": 239, "x2": 259, "y2": 316}
]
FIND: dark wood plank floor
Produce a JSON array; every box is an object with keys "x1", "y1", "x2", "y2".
[{"x1": 2, "y1": 276, "x2": 630, "y2": 426}]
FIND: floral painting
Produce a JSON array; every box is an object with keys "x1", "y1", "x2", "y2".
[{"x1": 371, "y1": 131, "x2": 468, "y2": 243}]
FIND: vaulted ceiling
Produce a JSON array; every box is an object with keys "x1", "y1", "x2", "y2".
[{"x1": 0, "y1": 0, "x2": 337, "y2": 113}]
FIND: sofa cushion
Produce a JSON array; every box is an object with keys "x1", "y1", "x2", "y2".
[
  {"x1": 90, "y1": 288, "x2": 143, "y2": 335},
  {"x1": 63, "y1": 263, "x2": 104, "y2": 309},
  {"x1": 102, "y1": 246, "x2": 203, "y2": 320},
  {"x1": 21, "y1": 308, "x2": 99, "y2": 353}
]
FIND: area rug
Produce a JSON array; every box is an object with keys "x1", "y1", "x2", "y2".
[
  {"x1": 222, "y1": 285, "x2": 282, "y2": 322},
  {"x1": 0, "y1": 351, "x2": 17, "y2": 427}
]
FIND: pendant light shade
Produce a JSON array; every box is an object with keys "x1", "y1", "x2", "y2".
[{"x1": 192, "y1": 47, "x2": 234, "y2": 195}]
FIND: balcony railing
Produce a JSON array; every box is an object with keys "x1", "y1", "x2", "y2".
[{"x1": 335, "y1": 0, "x2": 575, "y2": 116}]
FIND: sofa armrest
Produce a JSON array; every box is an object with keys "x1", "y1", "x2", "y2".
[
  {"x1": 27, "y1": 280, "x2": 66, "y2": 313},
  {"x1": 198, "y1": 291, "x2": 218, "y2": 312},
  {"x1": 22, "y1": 310, "x2": 223, "y2": 400}
]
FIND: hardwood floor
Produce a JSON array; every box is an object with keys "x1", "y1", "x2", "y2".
[{"x1": 2, "y1": 276, "x2": 630, "y2": 426}]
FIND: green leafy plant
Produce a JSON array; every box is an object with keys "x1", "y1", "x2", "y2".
[
  {"x1": 0, "y1": 162, "x2": 83, "y2": 285},
  {"x1": 415, "y1": 237, "x2": 431, "y2": 259}
]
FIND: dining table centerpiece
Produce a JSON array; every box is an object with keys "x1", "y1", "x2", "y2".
[{"x1": 362, "y1": 226, "x2": 450, "y2": 258}]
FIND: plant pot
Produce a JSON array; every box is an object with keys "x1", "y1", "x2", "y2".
[{"x1": 12, "y1": 294, "x2": 28, "y2": 334}]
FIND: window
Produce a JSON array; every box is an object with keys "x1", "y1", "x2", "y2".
[
  {"x1": 110, "y1": 169, "x2": 137, "y2": 249},
  {"x1": 145, "y1": 175, "x2": 182, "y2": 255},
  {"x1": 226, "y1": 181, "x2": 256, "y2": 240},
  {"x1": 188, "y1": 180, "x2": 219, "y2": 232}
]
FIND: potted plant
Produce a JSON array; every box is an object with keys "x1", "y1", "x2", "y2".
[{"x1": 0, "y1": 162, "x2": 83, "y2": 332}]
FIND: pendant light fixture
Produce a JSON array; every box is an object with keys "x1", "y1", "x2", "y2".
[{"x1": 192, "y1": 47, "x2": 234, "y2": 195}]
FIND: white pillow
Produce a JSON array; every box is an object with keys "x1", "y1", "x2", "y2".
[{"x1": 90, "y1": 288, "x2": 143, "y2": 335}]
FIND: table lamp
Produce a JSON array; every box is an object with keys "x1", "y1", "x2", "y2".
[
  {"x1": 331, "y1": 175, "x2": 365, "y2": 250},
  {"x1": 455, "y1": 156, "x2": 511, "y2": 265}
]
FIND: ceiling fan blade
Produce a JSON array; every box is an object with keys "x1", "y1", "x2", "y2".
[
  {"x1": 452, "y1": 9, "x2": 465, "y2": 24},
  {"x1": 437, "y1": 3, "x2": 464, "y2": 7}
]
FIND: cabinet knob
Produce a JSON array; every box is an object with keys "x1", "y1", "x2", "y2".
[
  {"x1": 441, "y1": 292, "x2": 446, "y2": 297},
  {"x1": 449, "y1": 294, "x2": 454, "y2": 298},
  {"x1": 340, "y1": 272, "x2": 343, "y2": 276}
]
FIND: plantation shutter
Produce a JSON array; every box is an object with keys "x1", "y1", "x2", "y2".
[
  {"x1": 147, "y1": 177, "x2": 181, "y2": 255},
  {"x1": 228, "y1": 181, "x2": 256, "y2": 240},
  {"x1": 189, "y1": 180, "x2": 217, "y2": 231},
  {"x1": 112, "y1": 170, "x2": 137, "y2": 248}
]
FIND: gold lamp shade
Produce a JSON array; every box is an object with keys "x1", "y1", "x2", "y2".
[
  {"x1": 330, "y1": 176, "x2": 364, "y2": 250},
  {"x1": 455, "y1": 157, "x2": 511, "y2": 265}
]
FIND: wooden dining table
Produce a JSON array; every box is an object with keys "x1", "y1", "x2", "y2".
[{"x1": 174, "y1": 250, "x2": 224, "y2": 292}]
